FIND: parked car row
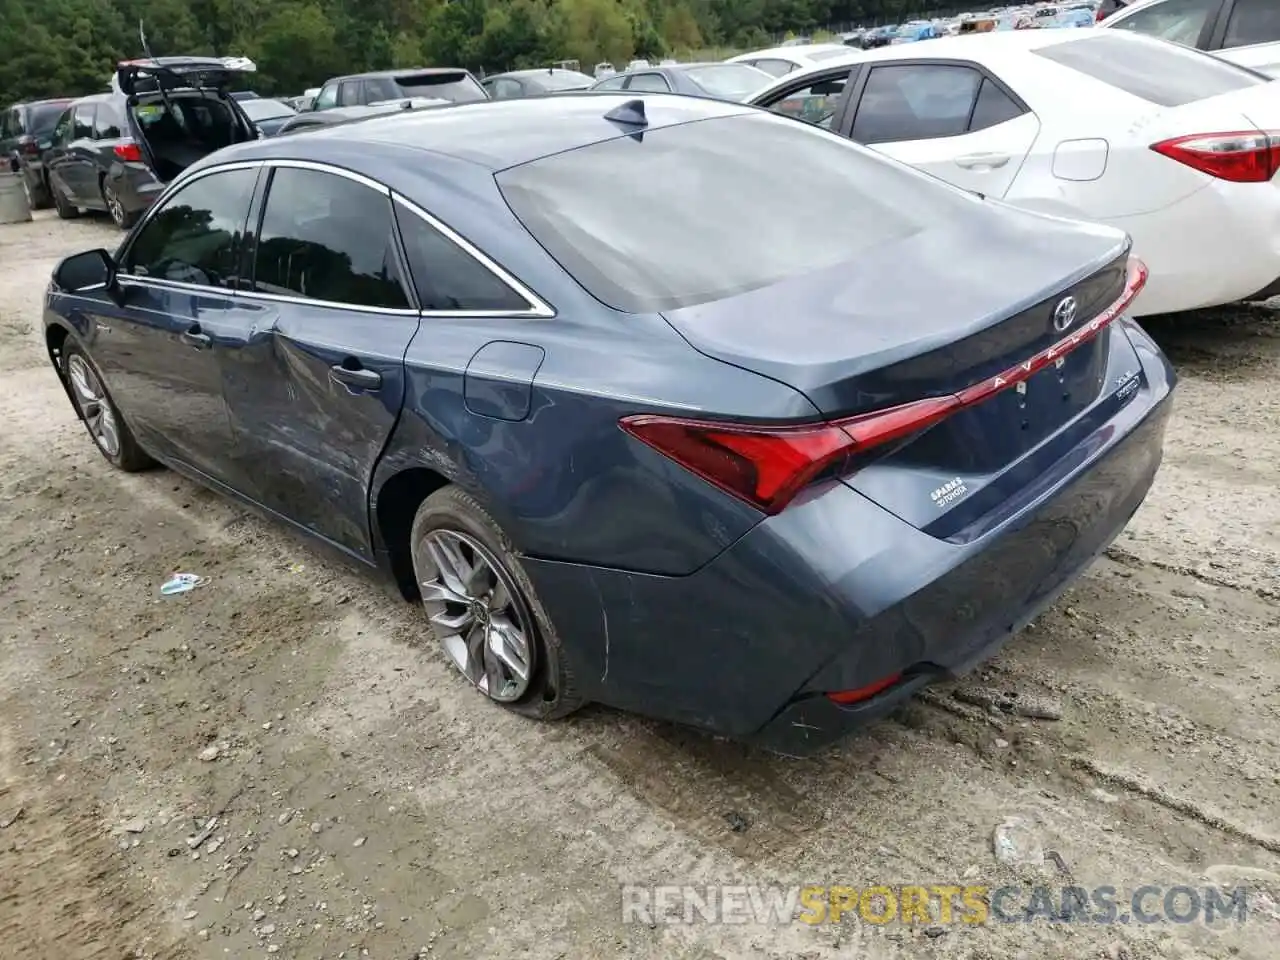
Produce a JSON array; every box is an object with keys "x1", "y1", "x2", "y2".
[{"x1": 41, "y1": 87, "x2": 1173, "y2": 754}]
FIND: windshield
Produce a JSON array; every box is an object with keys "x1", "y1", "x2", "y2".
[
  {"x1": 369, "y1": 72, "x2": 487, "y2": 103},
  {"x1": 242, "y1": 99, "x2": 295, "y2": 120},
  {"x1": 1035, "y1": 34, "x2": 1269, "y2": 107},
  {"x1": 498, "y1": 111, "x2": 978, "y2": 313},
  {"x1": 28, "y1": 103, "x2": 69, "y2": 136},
  {"x1": 537, "y1": 71, "x2": 594, "y2": 89},
  {"x1": 682, "y1": 64, "x2": 773, "y2": 100}
]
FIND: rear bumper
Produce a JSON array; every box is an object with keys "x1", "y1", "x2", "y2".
[
  {"x1": 106, "y1": 163, "x2": 163, "y2": 213},
  {"x1": 522, "y1": 320, "x2": 1175, "y2": 754}
]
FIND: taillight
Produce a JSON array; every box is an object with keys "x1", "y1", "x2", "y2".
[
  {"x1": 19, "y1": 137, "x2": 39, "y2": 155},
  {"x1": 1150, "y1": 131, "x2": 1280, "y2": 183},
  {"x1": 620, "y1": 256, "x2": 1148, "y2": 515},
  {"x1": 1095, "y1": 8, "x2": 1105, "y2": 21},
  {"x1": 113, "y1": 141, "x2": 142, "y2": 162}
]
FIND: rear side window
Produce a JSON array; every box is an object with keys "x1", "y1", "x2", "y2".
[
  {"x1": 627, "y1": 73, "x2": 671, "y2": 92},
  {"x1": 969, "y1": 78, "x2": 1025, "y2": 131},
  {"x1": 123, "y1": 168, "x2": 258, "y2": 286},
  {"x1": 1035, "y1": 34, "x2": 1269, "y2": 106},
  {"x1": 393, "y1": 72, "x2": 487, "y2": 103},
  {"x1": 1107, "y1": 0, "x2": 1217, "y2": 46},
  {"x1": 72, "y1": 103, "x2": 94, "y2": 139},
  {"x1": 252, "y1": 167, "x2": 409, "y2": 309},
  {"x1": 93, "y1": 102, "x2": 121, "y2": 139},
  {"x1": 851, "y1": 64, "x2": 983, "y2": 144},
  {"x1": 1223, "y1": 0, "x2": 1280, "y2": 49},
  {"x1": 497, "y1": 111, "x2": 978, "y2": 313},
  {"x1": 394, "y1": 205, "x2": 533, "y2": 312}
]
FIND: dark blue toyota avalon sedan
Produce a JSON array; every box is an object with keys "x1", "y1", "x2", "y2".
[{"x1": 42, "y1": 93, "x2": 1175, "y2": 756}]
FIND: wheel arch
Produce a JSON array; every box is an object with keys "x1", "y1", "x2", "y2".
[{"x1": 372, "y1": 466, "x2": 453, "y2": 602}]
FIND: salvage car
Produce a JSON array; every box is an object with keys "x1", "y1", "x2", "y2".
[
  {"x1": 2, "y1": 97, "x2": 74, "y2": 209},
  {"x1": 43, "y1": 94, "x2": 1173, "y2": 756},
  {"x1": 1098, "y1": 0, "x2": 1280, "y2": 76},
  {"x1": 750, "y1": 30, "x2": 1280, "y2": 316}
]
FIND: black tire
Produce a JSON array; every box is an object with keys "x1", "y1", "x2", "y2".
[
  {"x1": 61, "y1": 342, "x2": 154, "y2": 472},
  {"x1": 52, "y1": 180, "x2": 79, "y2": 220},
  {"x1": 410, "y1": 485, "x2": 583, "y2": 720},
  {"x1": 101, "y1": 181, "x2": 137, "y2": 230}
]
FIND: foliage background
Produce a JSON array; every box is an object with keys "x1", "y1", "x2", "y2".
[{"x1": 0, "y1": 0, "x2": 973, "y2": 104}]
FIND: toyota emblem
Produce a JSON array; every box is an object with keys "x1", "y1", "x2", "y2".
[{"x1": 1052, "y1": 296, "x2": 1078, "y2": 333}]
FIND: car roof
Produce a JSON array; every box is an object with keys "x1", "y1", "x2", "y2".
[
  {"x1": 206, "y1": 92, "x2": 752, "y2": 172},
  {"x1": 336, "y1": 67, "x2": 473, "y2": 81}
]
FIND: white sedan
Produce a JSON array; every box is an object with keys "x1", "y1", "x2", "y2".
[
  {"x1": 726, "y1": 43, "x2": 862, "y2": 78},
  {"x1": 1098, "y1": 0, "x2": 1280, "y2": 77},
  {"x1": 749, "y1": 29, "x2": 1280, "y2": 316}
]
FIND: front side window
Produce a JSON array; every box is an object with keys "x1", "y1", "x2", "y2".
[
  {"x1": 762, "y1": 70, "x2": 855, "y2": 129},
  {"x1": 30, "y1": 103, "x2": 68, "y2": 137},
  {"x1": 72, "y1": 104, "x2": 95, "y2": 140},
  {"x1": 395, "y1": 204, "x2": 534, "y2": 313},
  {"x1": 1107, "y1": 0, "x2": 1218, "y2": 46},
  {"x1": 851, "y1": 64, "x2": 983, "y2": 144},
  {"x1": 338, "y1": 80, "x2": 362, "y2": 106},
  {"x1": 252, "y1": 167, "x2": 409, "y2": 309},
  {"x1": 123, "y1": 167, "x2": 258, "y2": 286},
  {"x1": 313, "y1": 82, "x2": 339, "y2": 110},
  {"x1": 498, "y1": 111, "x2": 978, "y2": 313},
  {"x1": 1222, "y1": 0, "x2": 1280, "y2": 49}
]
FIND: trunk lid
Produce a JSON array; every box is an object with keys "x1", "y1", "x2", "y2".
[
  {"x1": 661, "y1": 208, "x2": 1135, "y2": 536},
  {"x1": 117, "y1": 57, "x2": 259, "y2": 184}
]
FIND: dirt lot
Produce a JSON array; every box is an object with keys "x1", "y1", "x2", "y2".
[{"x1": 0, "y1": 209, "x2": 1277, "y2": 960}]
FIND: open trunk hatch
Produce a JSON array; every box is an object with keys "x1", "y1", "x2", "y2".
[{"x1": 117, "y1": 57, "x2": 259, "y2": 184}]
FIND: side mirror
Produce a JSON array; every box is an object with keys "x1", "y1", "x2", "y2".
[{"x1": 53, "y1": 248, "x2": 117, "y2": 294}]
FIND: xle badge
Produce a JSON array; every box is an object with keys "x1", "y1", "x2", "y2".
[{"x1": 931, "y1": 477, "x2": 968, "y2": 508}]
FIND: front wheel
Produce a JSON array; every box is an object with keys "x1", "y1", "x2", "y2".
[
  {"x1": 410, "y1": 486, "x2": 582, "y2": 719},
  {"x1": 52, "y1": 180, "x2": 79, "y2": 220},
  {"x1": 62, "y1": 343, "x2": 153, "y2": 471}
]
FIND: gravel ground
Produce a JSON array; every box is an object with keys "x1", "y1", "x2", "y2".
[{"x1": 0, "y1": 210, "x2": 1278, "y2": 960}]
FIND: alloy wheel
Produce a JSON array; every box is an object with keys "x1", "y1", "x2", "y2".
[
  {"x1": 418, "y1": 528, "x2": 534, "y2": 702},
  {"x1": 104, "y1": 186, "x2": 125, "y2": 227},
  {"x1": 66, "y1": 355, "x2": 121, "y2": 458}
]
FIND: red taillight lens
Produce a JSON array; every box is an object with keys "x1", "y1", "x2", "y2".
[
  {"x1": 113, "y1": 141, "x2": 142, "y2": 162},
  {"x1": 620, "y1": 257, "x2": 1148, "y2": 515},
  {"x1": 826, "y1": 672, "x2": 903, "y2": 705},
  {"x1": 1150, "y1": 131, "x2": 1280, "y2": 183},
  {"x1": 1095, "y1": 8, "x2": 1105, "y2": 21}
]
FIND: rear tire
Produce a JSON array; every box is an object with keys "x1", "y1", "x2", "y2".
[
  {"x1": 101, "y1": 181, "x2": 137, "y2": 230},
  {"x1": 52, "y1": 180, "x2": 79, "y2": 220},
  {"x1": 61, "y1": 342, "x2": 153, "y2": 472},
  {"x1": 410, "y1": 485, "x2": 583, "y2": 720}
]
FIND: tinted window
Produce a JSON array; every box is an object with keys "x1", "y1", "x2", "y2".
[
  {"x1": 1223, "y1": 0, "x2": 1280, "y2": 48},
  {"x1": 627, "y1": 73, "x2": 671, "y2": 92},
  {"x1": 71, "y1": 104, "x2": 94, "y2": 139},
  {"x1": 123, "y1": 168, "x2": 257, "y2": 286},
  {"x1": 851, "y1": 64, "x2": 982, "y2": 144},
  {"x1": 338, "y1": 80, "x2": 362, "y2": 106},
  {"x1": 253, "y1": 167, "x2": 409, "y2": 309},
  {"x1": 92, "y1": 102, "x2": 122, "y2": 139},
  {"x1": 1108, "y1": 0, "x2": 1217, "y2": 45},
  {"x1": 683, "y1": 64, "x2": 771, "y2": 100},
  {"x1": 50, "y1": 109, "x2": 73, "y2": 145},
  {"x1": 393, "y1": 72, "x2": 487, "y2": 103},
  {"x1": 969, "y1": 78, "x2": 1025, "y2": 131},
  {"x1": 497, "y1": 112, "x2": 979, "y2": 313},
  {"x1": 29, "y1": 103, "x2": 68, "y2": 136},
  {"x1": 395, "y1": 205, "x2": 533, "y2": 312},
  {"x1": 763, "y1": 71, "x2": 853, "y2": 128},
  {"x1": 1035, "y1": 34, "x2": 1267, "y2": 106},
  {"x1": 751, "y1": 59, "x2": 797, "y2": 78}
]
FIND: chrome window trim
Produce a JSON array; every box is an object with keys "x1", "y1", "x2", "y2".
[
  {"x1": 116, "y1": 156, "x2": 555, "y2": 320},
  {"x1": 392, "y1": 195, "x2": 556, "y2": 319}
]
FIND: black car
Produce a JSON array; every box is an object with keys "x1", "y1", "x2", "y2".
[
  {"x1": 310, "y1": 68, "x2": 488, "y2": 111},
  {"x1": 45, "y1": 57, "x2": 260, "y2": 228},
  {"x1": 481, "y1": 68, "x2": 595, "y2": 99},
  {"x1": 2, "y1": 98, "x2": 75, "y2": 209}
]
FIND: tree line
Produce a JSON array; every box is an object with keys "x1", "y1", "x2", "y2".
[{"x1": 0, "y1": 0, "x2": 974, "y2": 105}]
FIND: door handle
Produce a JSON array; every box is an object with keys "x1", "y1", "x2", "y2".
[
  {"x1": 180, "y1": 326, "x2": 211, "y2": 348},
  {"x1": 329, "y1": 363, "x2": 382, "y2": 390},
  {"x1": 955, "y1": 152, "x2": 1010, "y2": 169}
]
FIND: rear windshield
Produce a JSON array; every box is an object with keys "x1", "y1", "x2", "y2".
[
  {"x1": 1034, "y1": 34, "x2": 1269, "y2": 107},
  {"x1": 538, "y1": 71, "x2": 594, "y2": 89},
  {"x1": 242, "y1": 98, "x2": 295, "y2": 120},
  {"x1": 27, "y1": 103, "x2": 69, "y2": 135},
  {"x1": 373, "y1": 72, "x2": 486, "y2": 104},
  {"x1": 682, "y1": 64, "x2": 771, "y2": 99},
  {"x1": 497, "y1": 112, "x2": 979, "y2": 313}
]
